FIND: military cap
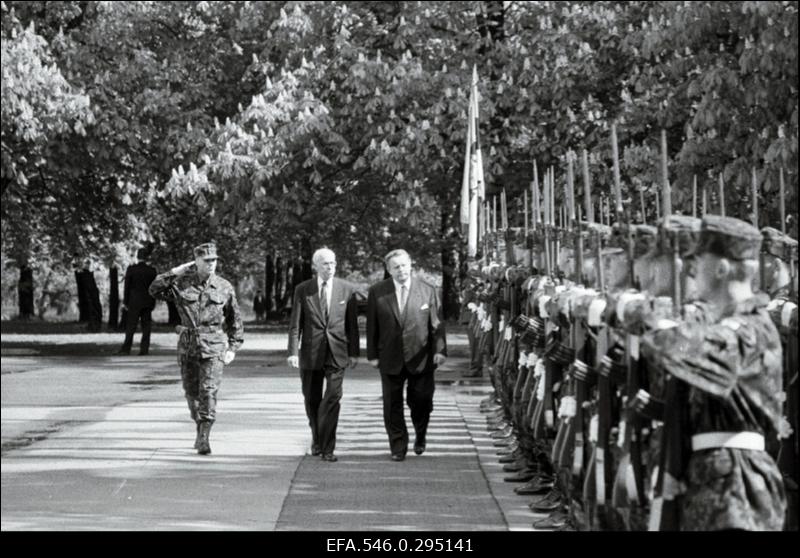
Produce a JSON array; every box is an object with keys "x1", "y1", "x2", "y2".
[
  {"x1": 691, "y1": 215, "x2": 762, "y2": 260},
  {"x1": 761, "y1": 227, "x2": 798, "y2": 262},
  {"x1": 505, "y1": 227, "x2": 526, "y2": 242},
  {"x1": 193, "y1": 242, "x2": 218, "y2": 260},
  {"x1": 632, "y1": 224, "x2": 658, "y2": 257},
  {"x1": 584, "y1": 221, "x2": 612, "y2": 243},
  {"x1": 658, "y1": 215, "x2": 702, "y2": 257}
]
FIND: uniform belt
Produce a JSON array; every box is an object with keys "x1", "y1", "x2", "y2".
[
  {"x1": 691, "y1": 431, "x2": 765, "y2": 452},
  {"x1": 176, "y1": 325, "x2": 221, "y2": 334}
]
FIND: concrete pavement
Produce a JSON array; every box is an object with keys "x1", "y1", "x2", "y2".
[{"x1": 2, "y1": 331, "x2": 542, "y2": 531}]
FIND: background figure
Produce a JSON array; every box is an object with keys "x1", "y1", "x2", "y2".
[
  {"x1": 118, "y1": 248, "x2": 157, "y2": 355},
  {"x1": 253, "y1": 289, "x2": 267, "y2": 323},
  {"x1": 288, "y1": 248, "x2": 360, "y2": 462},
  {"x1": 367, "y1": 249, "x2": 447, "y2": 461},
  {"x1": 459, "y1": 271, "x2": 483, "y2": 377},
  {"x1": 77, "y1": 260, "x2": 103, "y2": 332}
]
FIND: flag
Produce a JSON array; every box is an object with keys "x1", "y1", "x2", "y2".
[
  {"x1": 462, "y1": 65, "x2": 485, "y2": 258},
  {"x1": 459, "y1": 86, "x2": 475, "y2": 233}
]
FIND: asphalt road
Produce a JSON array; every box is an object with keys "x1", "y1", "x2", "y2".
[{"x1": 1, "y1": 330, "x2": 546, "y2": 531}]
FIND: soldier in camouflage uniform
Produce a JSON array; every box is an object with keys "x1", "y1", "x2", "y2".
[
  {"x1": 460, "y1": 267, "x2": 484, "y2": 378},
  {"x1": 761, "y1": 226, "x2": 798, "y2": 530},
  {"x1": 641, "y1": 216, "x2": 786, "y2": 530},
  {"x1": 149, "y1": 242, "x2": 244, "y2": 455}
]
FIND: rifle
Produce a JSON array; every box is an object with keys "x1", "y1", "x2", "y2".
[{"x1": 621, "y1": 190, "x2": 648, "y2": 510}]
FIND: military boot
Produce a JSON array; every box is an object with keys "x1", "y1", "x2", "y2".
[
  {"x1": 197, "y1": 421, "x2": 212, "y2": 455},
  {"x1": 193, "y1": 422, "x2": 201, "y2": 450}
]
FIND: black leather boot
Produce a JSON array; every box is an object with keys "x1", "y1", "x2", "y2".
[{"x1": 197, "y1": 421, "x2": 212, "y2": 455}]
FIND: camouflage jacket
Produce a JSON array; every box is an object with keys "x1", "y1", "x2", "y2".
[
  {"x1": 149, "y1": 270, "x2": 244, "y2": 359},
  {"x1": 642, "y1": 294, "x2": 786, "y2": 530}
]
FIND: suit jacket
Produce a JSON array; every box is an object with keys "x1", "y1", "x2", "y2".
[
  {"x1": 288, "y1": 277, "x2": 360, "y2": 370},
  {"x1": 124, "y1": 262, "x2": 157, "y2": 310},
  {"x1": 367, "y1": 277, "x2": 447, "y2": 376}
]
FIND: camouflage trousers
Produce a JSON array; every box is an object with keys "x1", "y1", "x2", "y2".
[{"x1": 181, "y1": 354, "x2": 224, "y2": 423}]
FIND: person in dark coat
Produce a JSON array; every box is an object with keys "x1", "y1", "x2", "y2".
[
  {"x1": 367, "y1": 249, "x2": 447, "y2": 461},
  {"x1": 287, "y1": 248, "x2": 360, "y2": 462},
  {"x1": 77, "y1": 259, "x2": 103, "y2": 332},
  {"x1": 117, "y1": 249, "x2": 157, "y2": 355}
]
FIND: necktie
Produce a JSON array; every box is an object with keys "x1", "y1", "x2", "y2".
[
  {"x1": 400, "y1": 284, "x2": 408, "y2": 313},
  {"x1": 320, "y1": 281, "x2": 328, "y2": 321}
]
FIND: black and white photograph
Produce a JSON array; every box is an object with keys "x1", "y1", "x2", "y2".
[{"x1": 1, "y1": 0, "x2": 797, "y2": 540}]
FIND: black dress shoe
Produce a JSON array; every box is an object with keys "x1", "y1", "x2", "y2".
[
  {"x1": 514, "y1": 475, "x2": 554, "y2": 495},
  {"x1": 530, "y1": 490, "x2": 562, "y2": 512},
  {"x1": 498, "y1": 451, "x2": 522, "y2": 463},
  {"x1": 391, "y1": 453, "x2": 405, "y2": 462},
  {"x1": 311, "y1": 445, "x2": 322, "y2": 456},
  {"x1": 533, "y1": 509, "x2": 569, "y2": 529},
  {"x1": 322, "y1": 453, "x2": 338, "y2": 462},
  {"x1": 503, "y1": 467, "x2": 537, "y2": 482},
  {"x1": 502, "y1": 459, "x2": 527, "y2": 473},
  {"x1": 414, "y1": 443, "x2": 426, "y2": 455},
  {"x1": 138, "y1": 351, "x2": 149, "y2": 356}
]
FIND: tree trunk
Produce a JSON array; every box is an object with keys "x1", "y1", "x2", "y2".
[
  {"x1": 75, "y1": 269, "x2": 88, "y2": 322},
  {"x1": 37, "y1": 269, "x2": 53, "y2": 319},
  {"x1": 108, "y1": 266, "x2": 119, "y2": 329},
  {"x1": 300, "y1": 237, "x2": 313, "y2": 282},
  {"x1": 440, "y1": 204, "x2": 460, "y2": 320},
  {"x1": 291, "y1": 258, "x2": 303, "y2": 304},
  {"x1": 265, "y1": 252, "x2": 275, "y2": 314},
  {"x1": 18, "y1": 265, "x2": 34, "y2": 319},
  {"x1": 274, "y1": 256, "x2": 284, "y2": 312},
  {"x1": 81, "y1": 269, "x2": 102, "y2": 332}
]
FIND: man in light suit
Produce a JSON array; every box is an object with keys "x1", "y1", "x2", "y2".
[
  {"x1": 367, "y1": 249, "x2": 447, "y2": 461},
  {"x1": 288, "y1": 248, "x2": 360, "y2": 462}
]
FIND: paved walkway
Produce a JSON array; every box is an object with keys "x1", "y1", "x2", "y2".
[{"x1": 2, "y1": 338, "x2": 542, "y2": 531}]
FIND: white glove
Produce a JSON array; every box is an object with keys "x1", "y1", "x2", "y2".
[
  {"x1": 223, "y1": 350, "x2": 235, "y2": 365},
  {"x1": 287, "y1": 355, "x2": 299, "y2": 368},
  {"x1": 171, "y1": 261, "x2": 195, "y2": 275}
]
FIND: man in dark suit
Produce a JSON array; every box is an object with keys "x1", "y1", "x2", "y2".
[
  {"x1": 117, "y1": 248, "x2": 157, "y2": 355},
  {"x1": 288, "y1": 248, "x2": 360, "y2": 462},
  {"x1": 367, "y1": 249, "x2": 447, "y2": 461}
]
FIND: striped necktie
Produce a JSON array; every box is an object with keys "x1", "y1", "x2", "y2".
[{"x1": 320, "y1": 281, "x2": 328, "y2": 321}]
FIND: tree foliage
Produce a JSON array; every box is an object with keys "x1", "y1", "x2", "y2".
[{"x1": 2, "y1": 1, "x2": 797, "y2": 296}]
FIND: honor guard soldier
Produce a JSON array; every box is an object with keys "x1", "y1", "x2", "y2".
[
  {"x1": 642, "y1": 216, "x2": 786, "y2": 531},
  {"x1": 149, "y1": 242, "x2": 244, "y2": 455}
]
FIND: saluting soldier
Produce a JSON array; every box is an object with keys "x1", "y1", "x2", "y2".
[
  {"x1": 642, "y1": 216, "x2": 786, "y2": 531},
  {"x1": 149, "y1": 242, "x2": 244, "y2": 455}
]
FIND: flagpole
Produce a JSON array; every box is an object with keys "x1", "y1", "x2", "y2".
[{"x1": 751, "y1": 167, "x2": 758, "y2": 227}]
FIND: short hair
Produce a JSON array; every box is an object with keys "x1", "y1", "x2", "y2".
[
  {"x1": 136, "y1": 248, "x2": 148, "y2": 260},
  {"x1": 312, "y1": 247, "x2": 336, "y2": 266},
  {"x1": 384, "y1": 249, "x2": 410, "y2": 267}
]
